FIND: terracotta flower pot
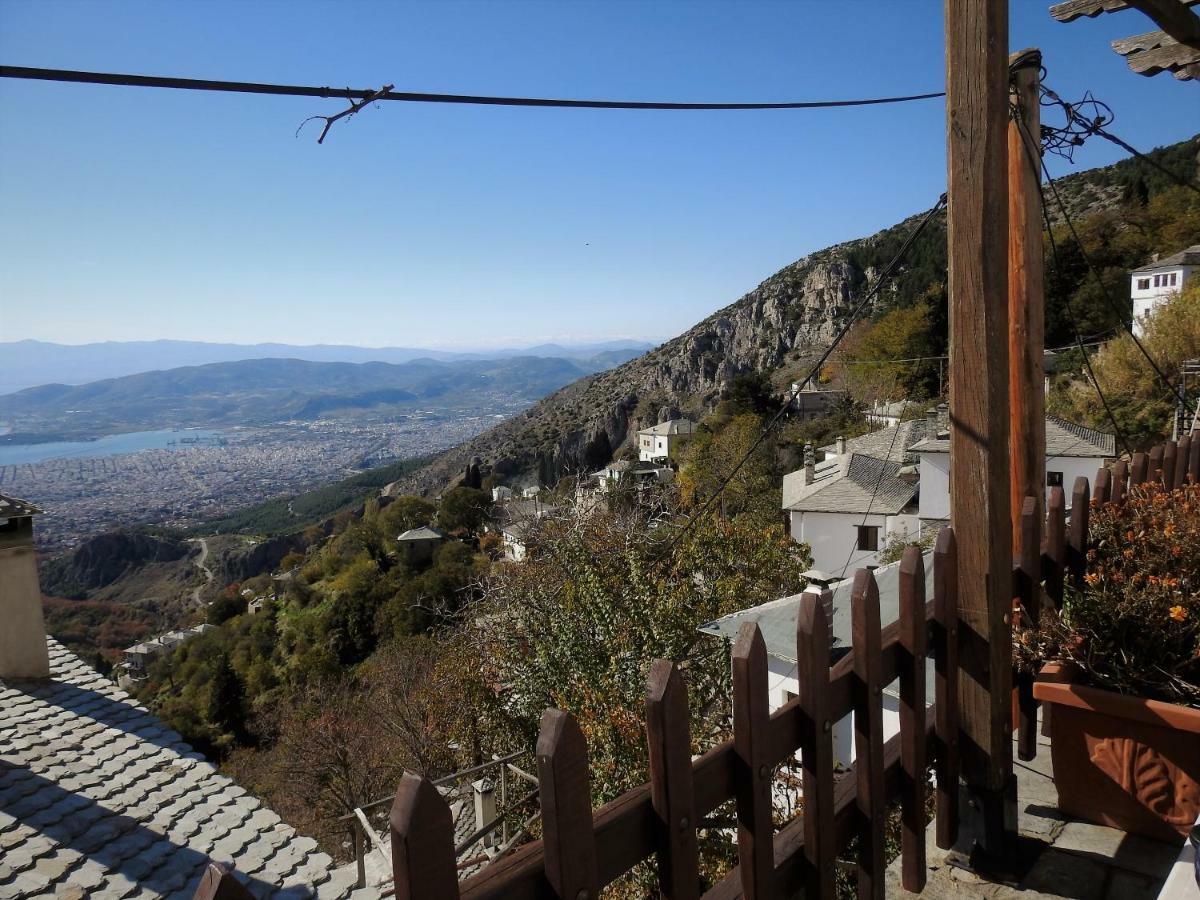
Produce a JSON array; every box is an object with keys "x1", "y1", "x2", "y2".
[{"x1": 1034, "y1": 662, "x2": 1200, "y2": 843}]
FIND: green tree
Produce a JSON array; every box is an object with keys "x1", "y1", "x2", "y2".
[
  {"x1": 437, "y1": 486, "x2": 490, "y2": 534},
  {"x1": 378, "y1": 495, "x2": 437, "y2": 539},
  {"x1": 208, "y1": 651, "x2": 246, "y2": 743}
]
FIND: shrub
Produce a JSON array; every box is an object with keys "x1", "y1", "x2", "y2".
[{"x1": 1017, "y1": 480, "x2": 1200, "y2": 707}]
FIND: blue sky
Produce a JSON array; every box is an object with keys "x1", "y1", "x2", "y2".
[{"x1": 1, "y1": 1, "x2": 1195, "y2": 350}]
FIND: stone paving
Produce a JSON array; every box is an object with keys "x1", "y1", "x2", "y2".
[
  {"x1": 885, "y1": 718, "x2": 1185, "y2": 899},
  {"x1": 0, "y1": 639, "x2": 368, "y2": 899}
]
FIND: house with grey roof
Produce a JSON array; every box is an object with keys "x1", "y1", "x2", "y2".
[
  {"x1": 909, "y1": 414, "x2": 1115, "y2": 523},
  {"x1": 395, "y1": 524, "x2": 447, "y2": 566},
  {"x1": 1130, "y1": 244, "x2": 1198, "y2": 336},
  {"x1": 636, "y1": 418, "x2": 697, "y2": 462},
  {"x1": 698, "y1": 552, "x2": 936, "y2": 769},
  {"x1": 0, "y1": 494, "x2": 367, "y2": 899}
]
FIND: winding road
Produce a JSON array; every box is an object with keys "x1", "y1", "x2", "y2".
[{"x1": 188, "y1": 537, "x2": 214, "y2": 607}]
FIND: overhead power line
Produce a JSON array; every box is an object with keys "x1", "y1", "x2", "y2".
[{"x1": 0, "y1": 65, "x2": 945, "y2": 111}]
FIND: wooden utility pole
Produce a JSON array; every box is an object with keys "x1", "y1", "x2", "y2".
[
  {"x1": 945, "y1": 0, "x2": 1016, "y2": 863},
  {"x1": 1008, "y1": 49, "x2": 1046, "y2": 549}
]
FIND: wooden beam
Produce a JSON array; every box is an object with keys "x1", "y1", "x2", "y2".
[
  {"x1": 1008, "y1": 49, "x2": 1046, "y2": 552},
  {"x1": 946, "y1": 0, "x2": 1016, "y2": 858},
  {"x1": 1051, "y1": 0, "x2": 1199, "y2": 31},
  {"x1": 1126, "y1": 0, "x2": 1200, "y2": 46}
]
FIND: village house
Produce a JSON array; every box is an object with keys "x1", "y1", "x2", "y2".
[
  {"x1": 121, "y1": 623, "x2": 218, "y2": 682},
  {"x1": 698, "y1": 552, "x2": 936, "y2": 768},
  {"x1": 789, "y1": 382, "x2": 846, "y2": 421},
  {"x1": 1129, "y1": 244, "x2": 1198, "y2": 336},
  {"x1": 501, "y1": 520, "x2": 530, "y2": 561},
  {"x1": 636, "y1": 418, "x2": 697, "y2": 462},
  {"x1": 908, "y1": 413, "x2": 1115, "y2": 525},
  {"x1": 395, "y1": 524, "x2": 447, "y2": 565}
]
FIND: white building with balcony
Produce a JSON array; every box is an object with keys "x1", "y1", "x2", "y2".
[{"x1": 1130, "y1": 245, "x2": 1198, "y2": 336}]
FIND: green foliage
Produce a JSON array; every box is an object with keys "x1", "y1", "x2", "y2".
[
  {"x1": 677, "y1": 411, "x2": 781, "y2": 530},
  {"x1": 207, "y1": 651, "x2": 247, "y2": 744},
  {"x1": 832, "y1": 300, "x2": 942, "y2": 402},
  {"x1": 725, "y1": 371, "x2": 778, "y2": 416},
  {"x1": 208, "y1": 591, "x2": 247, "y2": 625},
  {"x1": 377, "y1": 495, "x2": 437, "y2": 537},
  {"x1": 437, "y1": 486, "x2": 490, "y2": 534}
]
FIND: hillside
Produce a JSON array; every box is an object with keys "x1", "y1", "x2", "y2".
[
  {"x1": 402, "y1": 133, "x2": 1200, "y2": 493},
  {"x1": 0, "y1": 352, "x2": 643, "y2": 438}
]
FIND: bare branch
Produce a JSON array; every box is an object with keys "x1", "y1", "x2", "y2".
[{"x1": 296, "y1": 83, "x2": 394, "y2": 144}]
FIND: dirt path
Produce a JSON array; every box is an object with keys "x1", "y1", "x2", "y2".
[{"x1": 188, "y1": 537, "x2": 213, "y2": 607}]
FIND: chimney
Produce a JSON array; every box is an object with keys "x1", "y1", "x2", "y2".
[
  {"x1": 0, "y1": 495, "x2": 50, "y2": 679},
  {"x1": 835, "y1": 435, "x2": 847, "y2": 456},
  {"x1": 803, "y1": 443, "x2": 815, "y2": 485}
]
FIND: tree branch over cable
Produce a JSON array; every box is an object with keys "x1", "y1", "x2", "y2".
[{"x1": 295, "y1": 83, "x2": 393, "y2": 143}]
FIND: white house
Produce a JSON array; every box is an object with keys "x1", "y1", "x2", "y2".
[
  {"x1": 1130, "y1": 245, "x2": 1199, "y2": 336},
  {"x1": 637, "y1": 419, "x2": 697, "y2": 462},
  {"x1": 908, "y1": 414, "x2": 1115, "y2": 525},
  {"x1": 698, "y1": 552, "x2": 936, "y2": 768},
  {"x1": 501, "y1": 521, "x2": 530, "y2": 562},
  {"x1": 780, "y1": 415, "x2": 938, "y2": 577},
  {"x1": 790, "y1": 383, "x2": 846, "y2": 421}
]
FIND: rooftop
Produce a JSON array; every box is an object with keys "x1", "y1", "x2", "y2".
[
  {"x1": 0, "y1": 494, "x2": 42, "y2": 519},
  {"x1": 909, "y1": 414, "x2": 1116, "y2": 458},
  {"x1": 637, "y1": 418, "x2": 696, "y2": 437},
  {"x1": 784, "y1": 452, "x2": 917, "y2": 515},
  {"x1": 820, "y1": 415, "x2": 941, "y2": 465},
  {"x1": 1132, "y1": 244, "x2": 1200, "y2": 273},
  {"x1": 0, "y1": 638, "x2": 362, "y2": 899},
  {"x1": 396, "y1": 525, "x2": 446, "y2": 541}
]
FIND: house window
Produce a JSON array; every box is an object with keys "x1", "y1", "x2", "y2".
[
  {"x1": 1047, "y1": 471, "x2": 1063, "y2": 488},
  {"x1": 856, "y1": 525, "x2": 879, "y2": 552},
  {"x1": 1169, "y1": 272, "x2": 1178, "y2": 286},
  {"x1": 1154, "y1": 274, "x2": 1163, "y2": 287},
  {"x1": 1137, "y1": 278, "x2": 1150, "y2": 290}
]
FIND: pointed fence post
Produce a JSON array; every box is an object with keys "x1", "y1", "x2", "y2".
[
  {"x1": 1189, "y1": 434, "x2": 1200, "y2": 484},
  {"x1": 1043, "y1": 486, "x2": 1067, "y2": 613},
  {"x1": 1148, "y1": 444, "x2": 1165, "y2": 487},
  {"x1": 934, "y1": 528, "x2": 960, "y2": 851},
  {"x1": 1111, "y1": 459, "x2": 1128, "y2": 506},
  {"x1": 537, "y1": 709, "x2": 599, "y2": 900},
  {"x1": 898, "y1": 546, "x2": 928, "y2": 893},
  {"x1": 192, "y1": 862, "x2": 255, "y2": 900},
  {"x1": 1067, "y1": 477, "x2": 1090, "y2": 588},
  {"x1": 1015, "y1": 496, "x2": 1040, "y2": 761},
  {"x1": 1094, "y1": 466, "x2": 1112, "y2": 505},
  {"x1": 852, "y1": 570, "x2": 885, "y2": 900},
  {"x1": 733, "y1": 622, "x2": 774, "y2": 899},
  {"x1": 1130, "y1": 451, "x2": 1149, "y2": 486},
  {"x1": 797, "y1": 592, "x2": 835, "y2": 900},
  {"x1": 1174, "y1": 435, "x2": 1191, "y2": 489},
  {"x1": 645, "y1": 660, "x2": 700, "y2": 900},
  {"x1": 1162, "y1": 441, "x2": 1177, "y2": 490},
  {"x1": 390, "y1": 774, "x2": 460, "y2": 900}
]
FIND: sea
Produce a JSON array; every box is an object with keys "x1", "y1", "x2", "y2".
[{"x1": 0, "y1": 429, "x2": 225, "y2": 466}]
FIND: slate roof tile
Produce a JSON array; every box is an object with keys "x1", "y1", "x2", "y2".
[{"x1": 0, "y1": 638, "x2": 366, "y2": 898}]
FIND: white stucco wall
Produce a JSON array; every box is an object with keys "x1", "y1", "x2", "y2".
[
  {"x1": 1131, "y1": 264, "x2": 1193, "y2": 336},
  {"x1": 920, "y1": 449, "x2": 1108, "y2": 519},
  {"x1": 790, "y1": 510, "x2": 888, "y2": 574}
]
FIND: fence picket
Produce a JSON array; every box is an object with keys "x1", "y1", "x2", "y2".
[
  {"x1": 390, "y1": 774, "x2": 460, "y2": 900},
  {"x1": 933, "y1": 527, "x2": 960, "y2": 850},
  {"x1": 1016, "y1": 496, "x2": 1039, "y2": 762},
  {"x1": 733, "y1": 622, "x2": 775, "y2": 899},
  {"x1": 1174, "y1": 435, "x2": 1191, "y2": 489},
  {"x1": 852, "y1": 570, "x2": 886, "y2": 900},
  {"x1": 1110, "y1": 459, "x2": 1128, "y2": 505},
  {"x1": 1190, "y1": 433, "x2": 1200, "y2": 484},
  {"x1": 1162, "y1": 441, "x2": 1177, "y2": 489},
  {"x1": 191, "y1": 862, "x2": 254, "y2": 900},
  {"x1": 1131, "y1": 451, "x2": 1149, "y2": 486},
  {"x1": 797, "y1": 591, "x2": 835, "y2": 900},
  {"x1": 1044, "y1": 486, "x2": 1066, "y2": 612},
  {"x1": 898, "y1": 546, "x2": 928, "y2": 893},
  {"x1": 536, "y1": 709, "x2": 599, "y2": 899},
  {"x1": 1094, "y1": 466, "x2": 1112, "y2": 504},
  {"x1": 645, "y1": 660, "x2": 700, "y2": 900},
  {"x1": 1067, "y1": 476, "x2": 1090, "y2": 587},
  {"x1": 1149, "y1": 444, "x2": 1165, "y2": 486}
]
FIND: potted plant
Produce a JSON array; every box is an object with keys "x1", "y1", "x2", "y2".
[{"x1": 1020, "y1": 480, "x2": 1200, "y2": 843}]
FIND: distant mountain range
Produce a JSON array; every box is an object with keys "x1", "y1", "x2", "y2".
[
  {"x1": 0, "y1": 352, "x2": 646, "y2": 438},
  {"x1": 0, "y1": 338, "x2": 658, "y2": 395}
]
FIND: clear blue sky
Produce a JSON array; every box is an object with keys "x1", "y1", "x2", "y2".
[{"x1": 1, "y1": 1, "x2": 1195, "y2": 350}]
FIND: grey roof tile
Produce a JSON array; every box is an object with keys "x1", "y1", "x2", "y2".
[{"x1": 0, "y1": 639, "x2": 366, "y2": 899}]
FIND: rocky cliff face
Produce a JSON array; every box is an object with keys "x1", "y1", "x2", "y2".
[
  {"x1": 41, "y1": 531, "x2": 190, "y2": 596},
  {"x1": 399, "y1": 211, "x2": 935, "y2": 494}
]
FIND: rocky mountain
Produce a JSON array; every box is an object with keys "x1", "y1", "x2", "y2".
[{"x1": 401, "y1": 133, "x2": 1199, "y2": 493}]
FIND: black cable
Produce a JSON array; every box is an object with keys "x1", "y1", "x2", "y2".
[
  {"x1": 835, "y1": 416, "x2": 906, "y2": 581},
  {"x1": 654, "y1": 193, "x2": 948, "y2": 564},
  {"x1": 0, "y1": 65, "x2": 945, "y2": 111}
]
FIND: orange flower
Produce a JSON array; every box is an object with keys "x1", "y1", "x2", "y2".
[{"x1": 1169, "y1": 606, "x2": 1187, "y2": 622}]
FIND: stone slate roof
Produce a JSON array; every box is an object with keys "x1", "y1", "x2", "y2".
[
  {"x1": 820, "y1": 417, "x2": 941, "y2": 465},
  {"x1": 785, "y1": 453, "x2": 917, "y2": 516},
  {"x1": 396, "y1": 525, "x2": 446, "y2": 542},
  {"x1": 637, "y1": 419, "x2": 696, "y2": 437},
  {"x1": 0, "y1": 639, "x2": 365, "y2": 899},
  {"x1": 0, "y1": 494, "x2": 42, "y2": 518},
  {"x1": 908, "y1": 415, "x2": 1115, "y2": 458},
  {"x1": 1132, "y1": 244, "x2": 1200, "y2": 272}
]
